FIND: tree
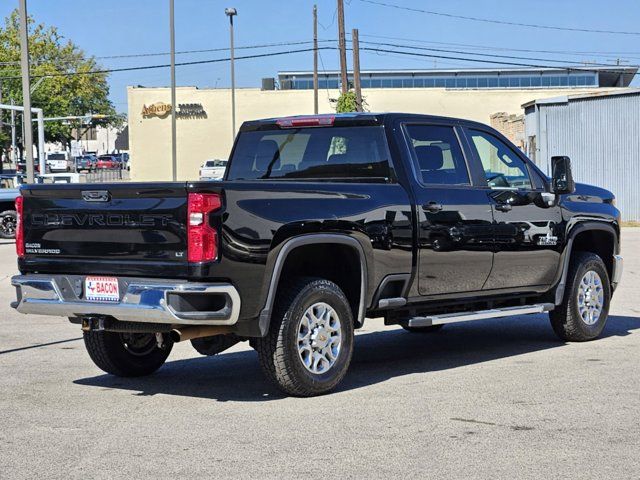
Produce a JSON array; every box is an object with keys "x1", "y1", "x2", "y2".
[
  {"x1": 335, "y1": 90, "x2": 367, "y2": 113},
  {"x1": 0, "y1": 9, "x2": 116, "y2": 158}
]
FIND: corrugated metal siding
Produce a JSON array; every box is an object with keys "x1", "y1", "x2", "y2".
[{"x1": 528, "y1": 93, "x2": 640, "y2": 221}]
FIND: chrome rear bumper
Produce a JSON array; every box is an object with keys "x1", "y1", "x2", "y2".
[{"x1": 11, "y1": 274, "x2": 241, "y2": 326}]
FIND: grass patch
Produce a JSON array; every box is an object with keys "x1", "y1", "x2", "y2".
[{"x1": 621, "y1": 221, "x2": 640, "y2": 227}]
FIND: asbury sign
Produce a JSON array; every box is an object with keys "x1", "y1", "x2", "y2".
[{"x1": 141, "y1": 102, "x2": 207, "y2": 119}]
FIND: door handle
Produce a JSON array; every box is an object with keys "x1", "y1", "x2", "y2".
[
  {"x1": 495, "y1": 203, "x2": 513, "y2": 212},
  {"x1": 423, "y1": 201, "x2": 443, "y2": 213}
]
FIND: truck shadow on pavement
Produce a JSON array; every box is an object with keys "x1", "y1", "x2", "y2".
[{"x1": 74, "y1": 314, "x2": 640, "y2": 401}]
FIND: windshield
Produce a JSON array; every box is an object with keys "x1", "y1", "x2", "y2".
[
  {"x1": 227, "y1": 126, "x2": 390, "y2": 181},
  {"x1": 47, "y1": 154, "x2": 66, "y2": 160}
]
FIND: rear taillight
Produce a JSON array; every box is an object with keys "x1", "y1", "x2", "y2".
[
  {"x1": 187, "y1": 193, "x2": 222, "y2": 262},
  {"x1": 15, "y1": 196, "x2": 24, "y2": 258}
]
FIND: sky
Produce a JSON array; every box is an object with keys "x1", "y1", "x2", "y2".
[{"x1": 2, "y1": 0, "x2": 639, "y2": 113}]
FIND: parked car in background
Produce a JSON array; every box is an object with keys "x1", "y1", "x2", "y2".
[
  {"x1": 113, "y1": 153, "x2": 130, "y2": 171},
  {"x1": 96, "y1": 155, "x2": 119, "y2": 169},
  {"x1": 46, "y1": 152, "x2": 74, "y2": 173},
  {"x1": 0, "y1": 175, "x2": 20, "y2": 239},
  {"x1": 16, "y1": 158, "x2": 47, "y2": 174},
  {"x1": 199, "y1": 159, "x2": 227, "y2": 180},
  {"x1": 75, "y1": 155, "x2": 97, "y2": 172}
]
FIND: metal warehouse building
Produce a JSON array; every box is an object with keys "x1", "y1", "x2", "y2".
[{"x1": 524, "y1": 89, "x2": 640, "y2": 221}]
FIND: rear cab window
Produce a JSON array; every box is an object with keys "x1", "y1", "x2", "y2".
[
  {"x1": 227, "y1": 126, "x2": 391, "y2": 181},
  {"x1": 403, "y1": 124, "x2": 470, "y2": 186}
]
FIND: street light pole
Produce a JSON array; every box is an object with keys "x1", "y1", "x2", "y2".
[
  {"x1": 169, "y1": 0, "x2": 177, "y2": 181},
  {"x1": 225, "y1": 7, "x2": 237, "y2": 143},
  {"x1": 18, "y1": 0, "x2": 35, "y2": 183}
]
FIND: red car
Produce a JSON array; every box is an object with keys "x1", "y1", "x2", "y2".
[{"x1": 96, "y1": 155, "x2": 118, "y2": 169}]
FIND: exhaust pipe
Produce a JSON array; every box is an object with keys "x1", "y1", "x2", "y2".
[{"x1": 170, "y1": 325, "x2": 233, "y2": 343}]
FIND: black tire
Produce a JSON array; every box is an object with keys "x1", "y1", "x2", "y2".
[
  {"x1": 0, "y1": 210, "x2": 17, "y2": 239},
  {"x1": 402, "y1": 324, "x2": 444, "y2": 333},
  {"x1": 191, "y1": 334, "x2": 241, "y2": 356},
  {"x1": 83, "y1": 330, "x2": 173, "y2": 377},
  {"x1": 254, "y1": 278, "x2": 354, "y2": 397},
  {"x1": 550, "y1": 251, "x2": 611, "y2": 342}
]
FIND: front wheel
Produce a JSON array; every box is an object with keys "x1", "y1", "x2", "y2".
[
  {"x1": 255, "y1": 278, "x2": 354, "y2": 397},
  {"x1": 83, "y1": 330, "x2": 173, "y2": 376},
  {"x1": 550, "y1": 251, "x2": 611, "y2": 342}
]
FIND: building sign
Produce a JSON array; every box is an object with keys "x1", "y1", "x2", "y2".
[
  {"x1": 141, "y1": 102, "x2": 207, "y2": 119},
  {"x1": 142, "y1": 102, "x2": 172, "y2": 118},
  {"x1": 176, "y1": 103, "x2": 207, "y2": 119}
]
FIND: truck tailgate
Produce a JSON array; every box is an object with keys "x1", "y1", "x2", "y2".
[{"x1": 19, "y1": 183, "x2": 189, "y2": 277}]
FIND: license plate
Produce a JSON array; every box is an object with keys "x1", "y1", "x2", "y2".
[{"x1": 85, "y1": 276, "x2": 120, "y2": 302}]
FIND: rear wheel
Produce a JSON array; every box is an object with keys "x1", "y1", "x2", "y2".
[
  {"x1": 83, "y1": 330, "x2": 173, "y2": 376},
  {"x1": 255, "y1": 278, "x2": 354, "y2": 397},
  {"x1": 550, "y1": 251, "x2": 611, "y2": 342}
]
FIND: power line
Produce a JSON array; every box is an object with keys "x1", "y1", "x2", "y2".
[
  {"x1": 358, "y1": 46, "x2": 639, "y2": 76},
  {"x1": 356, "y1": 0, "x2": 640, "y2": 36},
  {"x1": 356, "y1": 40, "x2": 623, "y2": 68},
  {"x1": 354, "y1": 33, "x2": 640, "y2": 60},
  {"x1": 0, "y1": 40, "x2": 336, "y2": 66},
  {"x1": 93, "y1": 39, "x2": 336, "y2": 60},
  {"x1": 0, "y1": 47, "x2": 338, "y2": 81}
]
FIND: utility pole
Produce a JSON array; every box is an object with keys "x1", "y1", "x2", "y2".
[
  {"x1": 337, "y1": 0, "x2": 348, "y2": 94},
  {"x1": 225, "y1": 8, "x2": 238, "y2": 143},
  {"x1": 313, "y1": 4, "x2": 319, "y2": 114},
  {"x1": 11, "y1": 100, "x2": 17, "y2": 166},
  {"x1": 352, "y1": 28, "x2": 362, "y2": 112},
  {"x1": 169, "y1": 0, "x2": 177, "y2": 181},
  {"x1": 18, "y1": 0, "x2": 35, "y2": 183}
]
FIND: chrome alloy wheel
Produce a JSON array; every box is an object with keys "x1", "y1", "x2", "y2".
[
  {"x1": 297, "y1": 302, "x2": 342, "y2": 374},
  {"x1": 577, "y1": 270, "x2": 605, "y2": 325}
]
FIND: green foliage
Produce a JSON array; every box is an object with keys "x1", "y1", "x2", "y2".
[
  {"x1": 335, "y1": 90, "x2": 368, "y2": 114},
  {"x1": 335, "y1": 90, "x2": 358, "y2": 113},
  {"x1": 0, "y1": 9, "x2": 116, "y2": 153}
]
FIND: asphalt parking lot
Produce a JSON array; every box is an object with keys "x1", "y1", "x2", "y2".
[{"x1": 1, "y1": 231, "x2": 639, "y2": 479}]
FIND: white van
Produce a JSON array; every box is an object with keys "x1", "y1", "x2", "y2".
[{"x1": 46, "y1": 152, "x2": 73, "y2": 173}]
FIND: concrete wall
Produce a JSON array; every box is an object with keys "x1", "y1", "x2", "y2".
[{"x1": 127, "y1": 86, "x2": 605, "y2": 181}]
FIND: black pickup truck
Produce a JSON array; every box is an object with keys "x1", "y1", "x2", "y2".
[{"x1": 11, "y1": 113, "x2": 623, "y2": 396}]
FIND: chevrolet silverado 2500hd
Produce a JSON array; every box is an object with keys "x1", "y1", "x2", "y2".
[{"x1": 11, "y1": 113, "x2": 623, "y2": 396}]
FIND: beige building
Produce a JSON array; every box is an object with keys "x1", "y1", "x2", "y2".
[{"x1": 127, "y1": 85, "x2": 612, "y2": 182}]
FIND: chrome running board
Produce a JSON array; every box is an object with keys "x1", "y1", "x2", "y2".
[{"x1": 407, "y1": 303, "x2": 554, "y2": 328}]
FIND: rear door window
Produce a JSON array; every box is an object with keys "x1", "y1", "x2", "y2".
[
  {"x1": 404, "y1": 124, "x2": 470, "y2": 185},
  {"x1": 227, "y1": 126, "x2": 391, "y2": 181}
]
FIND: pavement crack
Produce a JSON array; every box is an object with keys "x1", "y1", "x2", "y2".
[{"x1": 451, "y1": 417, "x2": 535, "y2": 432}]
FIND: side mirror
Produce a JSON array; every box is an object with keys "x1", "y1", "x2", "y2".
[{"x1": 551, "y1": 156, "x2": 575, "y2": 194}]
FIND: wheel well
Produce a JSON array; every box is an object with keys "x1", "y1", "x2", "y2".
[
  {"x1": 275, "y1": 243, "x2": 362, "y2": 322},
  {"x1": 571, "y1": 229, "x2": 615, "y2": 280}
]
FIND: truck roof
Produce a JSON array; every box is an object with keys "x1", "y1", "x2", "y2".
[{"x1": 240, "y1": 112, "x2": 489, "y2": 131}]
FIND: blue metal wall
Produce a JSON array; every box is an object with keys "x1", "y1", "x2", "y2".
[{"x1": 525, "y1": 91, "x2": 640, "y2": 221}]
